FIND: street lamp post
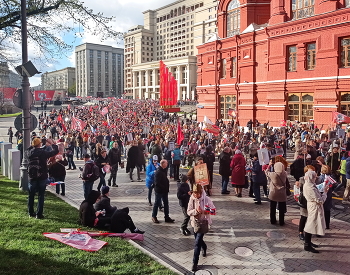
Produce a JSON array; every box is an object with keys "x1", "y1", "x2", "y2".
[{"x1": 19, "y1": 0, "x2": 30, "y2": 191}]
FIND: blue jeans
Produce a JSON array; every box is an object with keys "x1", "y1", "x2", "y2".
[
  {"x1": 221, "y1": 175, "x2": 229, "y2": 192},
  {"x1": 83, "y1": 181, "x2": 94, "y2": 200},
  {"x1": 147, "y1": 185, "x2": 154, "y2": 204},
  {"x1": 75, "y1": 146, "x2": 83, "y2": 159},
  {"x1": 193, "y1": 232, "x2": 207, "y2": 265},
  {"x1": 67, "y1": 155, "x2": 76, "y2": 169},
  {"x1": 253, "y1": 180, "x2": 261, "y2": 203},
  {"x1": 152, "y1": 192, "x2": 169, "y2": 219},
  {"x1": 97, "y1": 173, "x2": 106, "y2": 192},
  {"x1": 28, "y1": 178, "x2": 48, "y2": 216},
  {"x1": 54, "y1": 176, "x2": 65, "y2": 195}
]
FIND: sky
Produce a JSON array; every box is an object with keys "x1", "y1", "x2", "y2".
[{"x1": 28, "y1": 0, "x2": 175, "y2": 87}]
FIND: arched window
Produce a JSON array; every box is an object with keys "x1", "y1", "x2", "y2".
[{"x1": 227, "y1": 0, "x2": 240, "y2": 37}]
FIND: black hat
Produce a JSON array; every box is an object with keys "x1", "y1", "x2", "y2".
[
  {"x1": 83, "y1": 154, "x2": 90, "y2": 159},
  {"x1": 101, "y1": 186, "x2": 110, "y2": 195}
]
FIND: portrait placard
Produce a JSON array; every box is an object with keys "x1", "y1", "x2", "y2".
[{"x1": 194, "y1": 163, "x2": 209, "y2": 186}]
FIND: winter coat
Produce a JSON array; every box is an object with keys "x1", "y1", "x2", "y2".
[
  {"x1": 251, "y1": 159, "x2": 267, "y2": 186},
  {"x1": 203, "y1": 151, "x2": 215, "y2": 172},
  {"x1": 298, "y1": 176, "x2": 308, "y2": 217},
  {"x1": 172, "y1": 148, "x2": 181, "y2": 161},
  {"x1": 303, "y1": 180, "x2": 327, "y2": 235},
  {"x1": 138, "y1": 144, "x2": 146, "y2": 165},
  {"x1": 326, "y1": 152, "x2": 340, "y2": 173},
  {"x1": 127, "y1": 145, "x2": 140, "y2": 168},
  {"x1": 79, "y1": 191, "x2": 101, "y2": 227},
  {"x1": 24, "y1": 144, "x2": 59, "y2": 180},
  {"x1": 318, "y1": 174, "x2": 334, "y2": 212},
  {"x1": 95, "y1": 154, "x2": 109, "y2": 173},
  {"x1": 187, "y1": 193, "x2": 215, "y2": 228},
  {"x1": 219, "y1": 151, "x2": 231, "y2": 177},
  {"x1": 230, "y1": 153, "x2": 246, "y2": 186},
  {"x1": 145, "y1": 160, "x2": 159, "y2": 188},
  {"x1": 48, "y1": 159, "x2": 68, "y2": 180},
  {"x1": 346, "y1": 157, "x2": 350, "y2": 179},
  {"x1": 290, "y1": 158, "x2": 305, "y2": 181},
  {"x1": 151, "y1": 144, "x2": 162, "y2": 162},
  {"x1": 108, "y1": 147, "x2": 121, "y2": 166},
  {"x1": 154, "y1": 166, "x2": 169, "y2": 194},
  {"x1": 266, "y1": 163, "x2": 287, "y2": 202},
  {"x1": 177, "y1": 182, "x2": 191, "y2": 208},
  {"x1": 94, "y1": 195, "x2": 117, "y2": 217}
]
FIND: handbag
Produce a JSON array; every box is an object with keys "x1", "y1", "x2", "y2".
[
  {"x1": 192, "y1": 199, "x2": 209, "y2": 234},
  {"x1": 276, "y1": 173, "x2": 291, "y2": 196}
]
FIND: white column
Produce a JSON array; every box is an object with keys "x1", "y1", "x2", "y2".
[
  {"x1": 8, "y1": 149, "x2": 21, "y2": 181},
  {"x1": 186, "y1": 64, "x2": 190, "y2": 100},
  {"x1": 132, "y1": 71, "x2": 137, "y2": 99},
  {"x1": 145, "y1": 70, "x2": 149, "y2": 99},
  {"x1": 176, "y1": 66, "x2": 181, "y2": 100},
  {"x1": 1, "y1": 143, "x2": 12, "y2": 177},
  {"x1": 152, "y1": 69, "x2": 156, "y2": 99}
]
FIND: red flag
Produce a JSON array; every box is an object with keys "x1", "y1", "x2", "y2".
[
  {"x1": 227, "y1": 108, "x2": 237, "y2": 118},
  {"x1": 71, "y1": 117, "x2": 87, "y2": 131},
  {"x1": 67, "y1": 104, "x2": 71, "y2": 110},
  {"x1": 57, "y1": 114, "x2": 63, "y2": 122},
  {"x1": 101, "y1": 107, "x2": 108, "y2": 116},
  {"x1": 177, "y1": 119, "x2": 184, "y2": 144},
  {"x1": 89, "y1": 106, "x2": 93, "y2": 112},
  {"x1": 332, "y1": 111, "x2": 350, "y2": 124}
]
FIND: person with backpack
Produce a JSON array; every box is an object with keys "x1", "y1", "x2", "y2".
[
  {"x1": 81, "y1": 154, "x2": 100, "y2": 199},
  {"x1": 25, "y1": 137, "x2": 59, "y2": 219}
]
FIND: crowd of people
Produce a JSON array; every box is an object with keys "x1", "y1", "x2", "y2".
[{"x1": 22, "y1": 98, "x2": 350, "y2": 271}]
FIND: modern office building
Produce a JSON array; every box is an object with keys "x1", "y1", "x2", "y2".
[
  {"x1": 124, "y1": 0, "x2": 218, "y2": 99},
  {"x1": 75, "y1": 43, "x2": 124, "y2": 98},
  {"x1": 196, "y1": 0, "x2": 350, "y2": 127},
  {"x1": 41, "y1": 67, "x2": 76, "y2": 92}
]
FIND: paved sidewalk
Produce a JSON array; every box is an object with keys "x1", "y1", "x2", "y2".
[{"x1": 46, "y1": 157, "x2": 350, "y2": 275}]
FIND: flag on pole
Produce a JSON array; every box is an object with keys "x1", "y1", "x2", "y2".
[
  {"x1": 177, "y1": 119, "x2": 184, "y2": 145},
  {"x1": 71, "y1": 117, "x2": 87, "y2": 132},
  {"x1": 106, "y1": 114, "x2": 110, "y2": 126},
  {"x1": 57, "y1": 114, "x2": 67, "y2": 132},
  {"x1": 101, "y1": 107, "x2": 108, "y2": 116},
  {"x1": 332, "y1": 111, "x2": 350, "y2": 124},
  {"x1": 203, "y1": 116, "x2": 220, "y2": 135}
]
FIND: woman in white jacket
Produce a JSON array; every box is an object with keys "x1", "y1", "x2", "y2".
[
  {"x1": 303, "y1": 170, "x2": 329, "y2": 253},
  {"x1": 187, "y1": 184, "x2": 215, "y2": 272}
]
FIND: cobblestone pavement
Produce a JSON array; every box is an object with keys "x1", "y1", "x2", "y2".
[{"x1": 1, "y1": 113, "x2": 350, "y2": 274}]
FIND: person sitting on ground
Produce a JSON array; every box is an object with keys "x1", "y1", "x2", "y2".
[
  {"x1": 79, "y1": 190, "x2": 144, "y2": 234},
  {"x1": 94, "y1": 186, "x2": 117, "y2": 216}
]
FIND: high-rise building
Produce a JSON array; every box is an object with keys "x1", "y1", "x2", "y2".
[
  {"x1": 75, "y1": 43, "x2": 124, "y2": 98},
  {"x1": 41, "y1": 67, "x2": 76, "y2": 92},
  {"x1": 124, "y1": 0, "x2": 218, "y2": 100}
]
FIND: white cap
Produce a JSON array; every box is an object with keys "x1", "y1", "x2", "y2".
[{"x1": 152, "y1": 155, "x2": 158, "y2": 161}]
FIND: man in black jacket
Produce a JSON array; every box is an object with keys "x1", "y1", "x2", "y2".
[
  {"x1": 219, "y1": 147, "x2": 231, "y2": 194},
  {"x1": 177, "y1": 175, "x2": 191, "y2": 235},
  {"x1": 152, "y1": 159, "x2": 175, "y2": 224},
  {"x1": 25, "y1": 137, "x2": 59, "y2": 219},
  {"x1": 108, "y1": 142, "x2": 122, "y2": 187}
]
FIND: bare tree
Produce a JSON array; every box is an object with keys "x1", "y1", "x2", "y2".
[{"x1": 0, "y1": 0, "x2": 123, "y2": 63}]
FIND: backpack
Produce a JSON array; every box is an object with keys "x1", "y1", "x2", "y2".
[
  {"x1": 84, "y1": 162, "x2": 100, "y2": 182},
  {"x1": 27, "y1": 156, "x2": 43, "y2": 179}
]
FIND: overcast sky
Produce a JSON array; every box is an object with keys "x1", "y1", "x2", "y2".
[{"x1": 30, "y1": 0, "x2": 175, "y2": 86}]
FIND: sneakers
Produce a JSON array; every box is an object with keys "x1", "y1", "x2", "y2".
[
  {"x1": 299, "y1": 233, "x2": 305, "y2": 241},
  {"x1": 137, "y1": 179, "x2": 143, "y2": 182},
  {"x1": 134, "y1": 229, "x2": 145, "y2": 234},
  {"x1": 342, "y1": 200, "x2": 350, "y2": 205},
  {"x1": 112, "y1": 184, "x2": 118, "y2": 187},
  {"x1": 221, "y1": 191, "x2": 230, "y2": 195},
  {"x1": 152, "y1": 217, "x2": 160, "y2": 224},
  {"x1": 164, "y1": 217, "x2": 175, "y2": 223}
]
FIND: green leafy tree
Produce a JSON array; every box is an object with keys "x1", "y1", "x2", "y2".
[
  {"x1": 68, "y1": 81, "x2": 76, "y2": 96},
  {"x1": 0, "y1": 0, "x2": 122, "y2": 63}
]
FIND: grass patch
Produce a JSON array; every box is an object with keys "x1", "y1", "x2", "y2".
[
  {"x1": 0, "y1": 176, "x2": 176, "y2": 275},
  {"x1": 0, "y1": 112, "x2": 22, "y2": 118}
]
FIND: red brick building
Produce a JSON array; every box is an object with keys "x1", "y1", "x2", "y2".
[{"x1": 196, "y1": 0, "x2": 350, "y2": 127}]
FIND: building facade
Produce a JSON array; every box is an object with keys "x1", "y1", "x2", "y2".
[
  {"x1": 197, "y1": 0, "x2": 350, "y2": 127},
  {"x1": 41, "y1": 67, "x2": 76, "y2": 92},
  {"x1": 0, "y1": 62, "x2": 22, "y2": 88},
  {"x1": 75, "y1": 43, "x2": 124, "y2": 98},
  {"x1": 124, "y1": 0, "x2": 219, "y2": 99}
]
